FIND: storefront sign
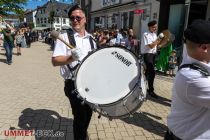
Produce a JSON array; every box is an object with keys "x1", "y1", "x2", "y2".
[
  {"x1": 101, "y1": 0, "x2": 120, "y2": 7},
  {"x1": 134, "y1": 9, "x2": 144, "y2": 14}
]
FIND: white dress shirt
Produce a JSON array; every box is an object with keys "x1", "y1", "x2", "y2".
[
  {"x1": 140, "y1": 31, "x2": 157, "y2": 54},
  {"x1": 52, "y1": 31, "x2": 96, "y2": 79},
  {"x1": 167, "y1": 56, "x2": 210, "y2": 140}
]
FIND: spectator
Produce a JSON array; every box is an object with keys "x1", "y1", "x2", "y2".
[{"x1": 168, "y1": 50, "x2": 177, "y2": 77}]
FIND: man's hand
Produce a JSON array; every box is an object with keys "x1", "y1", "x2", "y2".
[
  {"x1": 71, "y1": 48, "x2": 82, "y2": 61},
  {"x1": 158, "y1": 33, "x2": 164, "y2": 40}
]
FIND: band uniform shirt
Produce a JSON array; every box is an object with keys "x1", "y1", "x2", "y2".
[
  {"x1": 141, "y1": 32, "x2": 157, "y2": 54},
  {"x1": 167, "y1": 56, "x2": 210, "y2": 139},
  {"x1": 52, "y1": 31, "x2": 96, "y2": 80}
]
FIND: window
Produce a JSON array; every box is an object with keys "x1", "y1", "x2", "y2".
[
  {"x1": 57, "y1": 17, "x2": 59, "y2": 23},
  {"x1": 41, "y1": 18, "x2": 43, "y2": 23},
  {"x1": 44, "y1": 18, "x2": 47, "y2": 23},
  {"x1": 37, "y1": 18, "x2": 40, "y2": 24},
  {"x1": 63, "y1": 18, "x2": 66, "y2": 24}
]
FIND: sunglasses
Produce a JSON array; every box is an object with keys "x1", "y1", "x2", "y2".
[{"x1": 70, "y1": 16, "x2": 84, "y2": 22}]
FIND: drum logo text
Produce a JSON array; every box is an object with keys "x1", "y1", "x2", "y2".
[{"x1": 111, "y1": 51, "x2": 132, "y2": 66}]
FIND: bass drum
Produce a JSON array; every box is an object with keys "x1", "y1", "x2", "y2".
[{"x1": 75, "y1": 47, "x2": 147, "y2": 119}]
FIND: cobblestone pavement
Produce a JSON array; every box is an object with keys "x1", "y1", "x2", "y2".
[{"x1": 0, "y1": 42, "x2": 173, "y2": 140}]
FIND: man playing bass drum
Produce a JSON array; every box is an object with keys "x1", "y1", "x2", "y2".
[{"x1": 51, "y1": 4, "x2": 97, "y2": 140}]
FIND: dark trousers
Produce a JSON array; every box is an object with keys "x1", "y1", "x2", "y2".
[
  {"x1": 144, "y1": 53, "x2": 156, "y2": 92},
  {"x1": 64, "y1": 80, "x2": 92, "y2": 140},
  {"x1": 4, "y1": 42, "x2": 13, "y2": 63},
  {"x1": 164, "y1": 129, "x2": 182, "y2": 140}
]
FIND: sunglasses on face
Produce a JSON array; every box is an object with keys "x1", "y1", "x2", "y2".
[{"x1": 70, "y1": 16, "x2": 83, "y2": 22}]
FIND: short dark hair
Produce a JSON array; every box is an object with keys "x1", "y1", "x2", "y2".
[
  {"x1": 184, "y1": 19, "x2": 210, "y2": 44},
  {"x1": 68, "y1": 4, "x2": 84, "y2": 17},
  {"x1": 147, "y1": 20, "x2": 157, "y2": 27}
]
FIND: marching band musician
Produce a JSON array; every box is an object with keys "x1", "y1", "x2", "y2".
[
  {"x1": 141, "y1": 20, "x2": 163, "y2": 98},
  {"x1": 166, "y1": 19, "x2": 210, "y2": 140},
  {"x1": 51, "y1": 4, "x2": 96, "y2": 140}
]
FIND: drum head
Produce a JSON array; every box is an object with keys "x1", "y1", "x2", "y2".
[{"x1": 75, "y1": 47, "x2": 140, "y2": 105}]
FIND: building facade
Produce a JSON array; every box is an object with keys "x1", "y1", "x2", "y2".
[
  {"x1": 78, "y1": 0, "x2": 160, "y2": 39},
  {"x1": 158, "y1": 0, "x2": 210, "y2": 63},
  {"x1": 25, "y1": 9, "x2": 37, "y2": 28},
  {"x1": 35, "y1": 1, "x2": 71, "y2": 31}
]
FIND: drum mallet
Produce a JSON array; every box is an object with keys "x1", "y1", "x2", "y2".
[{"x1": 50, "y1": 30, "x2": 74, "y2": 49}]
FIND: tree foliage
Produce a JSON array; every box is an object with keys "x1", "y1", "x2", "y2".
[
  {"x1": 28, "y1": 22, "x2": 34, "y2": 29},
  {"x1": 0, "y1": 0, "x2": 27, "y2": 16}
]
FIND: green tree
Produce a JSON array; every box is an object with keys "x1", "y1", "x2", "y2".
[
  {"x1": 0, "y1": 0, "x2": 27, "y2": 16},
  {"x1": 28, "y1": 22, "x2": 34, "y2": 29}
]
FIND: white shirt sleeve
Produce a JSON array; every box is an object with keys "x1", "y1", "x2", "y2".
[
  {"x1": 52, "y1": 33, "x2": 71, "y2": 57},
  {"x1": 141, "y1": 32, "x2": 157, "y2": 54}
]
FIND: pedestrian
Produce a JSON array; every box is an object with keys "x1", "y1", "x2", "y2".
[
  {"x1": 115, "y1": 29, "x2": 123, "y2": 46},
  {"x1": 166, "y1": 19, "x2": 210, "y2": 140},
  {"x1": 0, "y1": 31, "x2": 3, "y2": 47},
  {"x1": 140, "y1": 20, "x2": 163, "y2": 98},
  {"x1": 98, "y1": 30, "x2": 109, "y2": 48},
  {"x1": 2, "y1": 25, "x2": 15, "y2": 65},
  {"x1": 51, "y1": 4, "x2": 96, "y2": 140},
  {"x1": 20, "y1": 29, "x2": 27, "y2": 48},
  {"x1": 15, "y1": 31, "x2": 23, "y2": 55},
  {"x1": 119, "y1": 31, "x2": 128, "y2": 47},
  {"x1": 24, "y1": 28, "x2": 32, "y2": 48},
  {"x1": 168, "y1": 50, "x2": 177, "y2": 77}
]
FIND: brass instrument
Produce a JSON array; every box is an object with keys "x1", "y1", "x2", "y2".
[{"x1": 158, "y1": 30, "x2": 175, "y2": 48}]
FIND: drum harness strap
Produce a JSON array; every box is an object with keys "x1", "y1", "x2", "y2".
[
  {"x1": 65, "y1": 29, "x2": 97, "y2": 105},
  {"x1": 65, "y1": 29, "x2": 96, "y2": 79},
  {"x1": 178, "y1": 63, "x2": 210, "y2": 77}
]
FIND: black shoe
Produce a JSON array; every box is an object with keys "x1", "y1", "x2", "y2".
[
  {"x1": 7, "y1": 62, "x2": 12, "y2": 65},
  {"x1": 148, "y1": 91, "x2": 158, "y2": 99}
]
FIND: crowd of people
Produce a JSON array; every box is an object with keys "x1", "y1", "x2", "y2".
[
  {"x1": 91, "y1": 28, "x2": 139, "y2": 55},
  {"x1": 0, "y1": 24, "x2": 51, "y2": 65}
]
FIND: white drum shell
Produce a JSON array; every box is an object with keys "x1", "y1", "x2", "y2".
[
  {"x1": 75, "y1": 47, "x2": 147, "y2": 118},
  {"x1": 93, "y1": 84, "x2": 145, "y2": 118}
]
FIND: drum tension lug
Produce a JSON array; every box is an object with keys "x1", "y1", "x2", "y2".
[
  {"x1": 123, "y1": 99, "x2": 133, "y2": 117},
  {"x1": 72, "y1": 89, "x2": 78, "y2": 94}
]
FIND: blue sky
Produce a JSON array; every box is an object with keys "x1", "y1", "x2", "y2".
[{"x1": 24, "y1": 0, "x2": 73, "y2": 10}]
